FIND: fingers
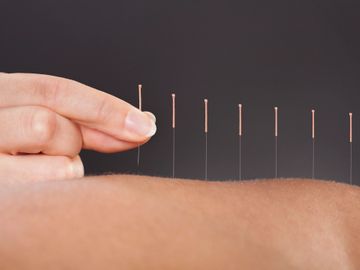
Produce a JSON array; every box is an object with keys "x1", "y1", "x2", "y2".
[
  {"x1": 80, "y1": 110, "x2": 155, "y2": 152},
  {"x1": 80, "y1": 126, "x2": 150, "y2": 153},
  {"x1": 0, "y1": 106, "x2": 82, "y2": 157},
  {"x1": 0, "y1": 73, "x2": 157, "y2": 146},
  {"x1": 0, "y1": 154, "x2": 84, "y2": 183},
  {"x1": 144, "y1": 111, "x2": 156, "y2": 123}
]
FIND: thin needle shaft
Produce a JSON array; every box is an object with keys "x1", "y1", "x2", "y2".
[
  {"x1": 312, "y1": 109, "x2": 315, "y2": 179},
  {"x1": 274, "y1": 107, "x2": 278, "y2": 178},
  {"x1": 137, "y1": 84, "x2": 142, "y2": 168},
  {"x1": 349, "y1": 112, "x2": 353, "y2": 185},
  {"x1": 204, "y1": 99, "x2": 208, "y2": 180},
  {"x1": 238, "y1": 104, "x2": 242, "y2": 180},
  {"x1": 172, "y1": 93, "x2": 176, "y2": 178}
]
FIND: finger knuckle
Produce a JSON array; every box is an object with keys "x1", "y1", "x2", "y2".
[
  {"x1": 30, "y1": 75, "x2": 68, "y2": 106},
  {"x1": 94, "y1": 97, "x2": 112, "y2": 123},
  {"x1": 28, "y1": 108, "x2": 57, "y2": 146}
]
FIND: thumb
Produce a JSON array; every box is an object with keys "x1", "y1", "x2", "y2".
[{"x1": 0, "y1": 154, "x2": 84, "y2": 183}]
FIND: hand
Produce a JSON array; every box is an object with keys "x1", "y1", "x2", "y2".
[{"x1": 0, "y1": 73, "x2": 156, "y2": 182}]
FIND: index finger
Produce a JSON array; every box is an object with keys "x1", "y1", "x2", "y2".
[{"x1": 0, "y1": 73, "x2": 156, "y2": 143}]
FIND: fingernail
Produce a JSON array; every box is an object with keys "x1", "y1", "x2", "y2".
[
  {"x1": 69, "y1": 156, "x2": 84, "y2": 178},
  {"x1": 144, "y1": 111, "x2": 156, "y2": 123},
  {"x1": 125, "y1": 109, "x2": 157, "y2": 137}
]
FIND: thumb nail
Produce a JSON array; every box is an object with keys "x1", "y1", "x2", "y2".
[
  {"x1": 125, "y1": 109, "x2": 157, "y2": 138},
  {"x1": 144, "y1": 111, "x2": 156, "y2": 123}
]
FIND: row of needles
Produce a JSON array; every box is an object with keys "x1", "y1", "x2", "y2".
[{"x1": 136, "y1": 86, "x2": 354, "y2": 184}]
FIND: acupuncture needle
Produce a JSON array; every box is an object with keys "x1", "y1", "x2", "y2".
[
  {"x1": 274, "y1": 107, "x2": 278, "y2": 178},
  {"x1": 204, "y1": 99, "x2": 208, "y2": 180},
  {"x1": 349, "y1": 112, "x2": 353, "y2": 185},
  {"x1": 238, "y1": 104, "x2": 243, "y2": 180},
  {"x1": 312, "y1": 109, "x2": 315, "y2": 179},
  {"x1": 137, "y1": 84, "x2": 142, "y2": 168},
  {"x1": 172, "y1": 93, "x2": 176, "y2": 178}
]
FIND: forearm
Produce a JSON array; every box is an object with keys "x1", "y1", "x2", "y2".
[{"x1": 0, "y1": 176, "x2": 359, "y2": 269}]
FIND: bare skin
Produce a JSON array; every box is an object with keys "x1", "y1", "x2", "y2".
[
  {"x1": 0, "y1": 73, "x2": 359, "y2": 269},
  {"x1": 0, "y1": 73, "x2": 156, "y2": 181},
  {"x1": 0, "y1": 175, "x2": 359, "y2": 270}
]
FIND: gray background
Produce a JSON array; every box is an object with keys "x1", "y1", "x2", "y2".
[{"x1": 1, "y1": 0, "x2": 359, "y2": 183}]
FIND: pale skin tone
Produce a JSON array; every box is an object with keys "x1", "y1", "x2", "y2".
[
  {"x1": 0, "y1": 73, "x2": 359, "y2": 269},
  {"x1": 0, "y1": 72, "x2": 156, "y2": 182}
]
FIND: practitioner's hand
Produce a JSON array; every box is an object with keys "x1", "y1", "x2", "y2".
[{"x1": 0, "y1": 73, "x2": 156, "y2": 182}]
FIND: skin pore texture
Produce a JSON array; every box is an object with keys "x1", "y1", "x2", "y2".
[{"x1": 0, "y1": 175, "x2": 359, "y2": 270}]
